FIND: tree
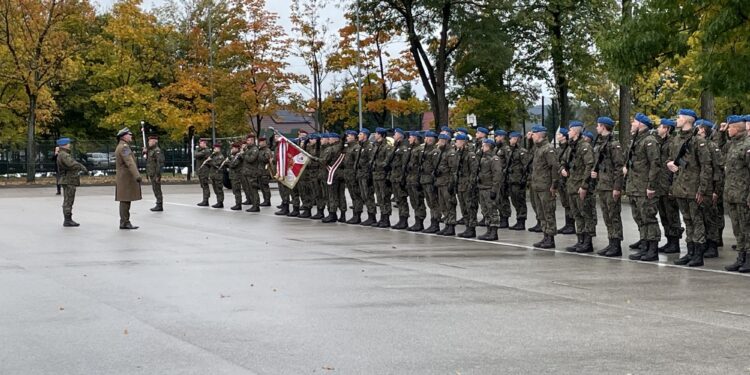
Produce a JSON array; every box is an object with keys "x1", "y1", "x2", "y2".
[{"x1": 0, "y1": 0, "x2": 94, "y2": 181}]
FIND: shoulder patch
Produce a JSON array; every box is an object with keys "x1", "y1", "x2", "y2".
[{"x1": 123, "y1": 148, "x2": 130, "y2": 156}]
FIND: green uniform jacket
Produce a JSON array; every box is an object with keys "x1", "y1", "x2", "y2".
[
  {"x1": 371, "y1": 140, "x2": 393, "y2": 181},
  {"x1": 455, "y1": 146, "x2": 479, "y2": 192},
  {"x1": 625, "y1": 131, "x2": 660, "y2": 197},
  {"x1": 356, "y1": 141, "x2": 374, "y2": 180},
  {"x1": 565, "y1": 139, "x2": 594, "y2": 192},
  {"x1": 241, "y1": 144, "x2": 260, "y2": 177},
  {"x1": 304, "y1": 141, "x2": 319, "y2": 181},
  {"x1": 530, "y1": 139, "x2": 560, "y2": 192},
  {"x1": 477, "y1": 152, "x2": 502, "y2": 193},
  {"x1": 57, "y1": 148, "x2": 87, "y2": 186},
  {"x1": 405, "y1": 142, "x2": 423, "y2": 186},
  {"x1": 434, "y1": 144, "x2": 457, "y2": 187},
  {"x1": 227, "y1": 152, "x2": 243, "y2": 180},
  {"x1": 115, "y1": 140, "x2": 142, "y2": 202},
  {"x1": 592, "y1": 135, "x2": 624, "y2": 192},
  {"x1": 258, "y1": 145, "x2": 273, "y2": 179},
  {"x1": 655, "y1": 134, "x2": 677, "y2": 196},
  {"x1": 506, "y1": 144, "x2": 531, "y2": 186},
  {"x1": 388, "y1": 139, "x2": 410, "y2": 184},
  {"x1": 208, "y1": 152, "x2": 225, "y2": 180},
  {"x1": 146, "y1": 145, "x2": 164, "y2": 177},
  {"x1": 705, "y1": 138, "x2": 724, "y2": 196},
  {"x1": 195, "y1": 147, "x2": 211, "y2": 178},
  {"x1": 723, "y1": 133, "x2": 750, "y2": 205},
  {"x1": 419, "y1": 143, "x2": 439, "y2": 185},
  {"x1": 668, "y1": 129, "x2": 713, "y2": 198}
]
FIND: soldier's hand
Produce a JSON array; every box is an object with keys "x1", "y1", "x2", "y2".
[
  {"x1": 561, "y1": 168, "x2": 568, "y2": 178},
  {"x1": 667, "y1": 161, "x2": 679, "y2": 173},
  {"x1": 646, "y1": 189, "x2": 655, "y2": 199},
  {"x1": 720, "y1": 122, "x2": 728, "y2": 131},
  {"x1": 712, "y1": 192, "x2": 718, "y2": 205},
  {"x1": 578, "y1": 187, "x2": 587, "y2": 200},
  {"x1": 613, "y1": 190, "x2": 621, "y2": 200},
  {"x1": 549, "y1": 186, "x2": 557, "y2": 197},
  {"x1": 590, "y1": 171, "x2": 598, "y2": 179},
  {"x1": 695, "y1": 192, "x2": 704, "y2": 205}
]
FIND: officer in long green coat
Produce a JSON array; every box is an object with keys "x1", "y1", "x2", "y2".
[
  {"x1": 56, "y1": 137, "x2": 88, "y2": 227},
  {"x1": 115, "y1": 127, "x2": 142, "y2": 229},
  {"x1": 241, "y1": 134, "x2": 260, "y2": 212},
  {"x1": 145, "y1": 135, "x2": 165, "y2": 212},
  {"x1": 722, "y1": 115, "x2": 750, "y2": 273},
  {"x1": 530, "y1": 125, "x2": 560, "y2": 249}
]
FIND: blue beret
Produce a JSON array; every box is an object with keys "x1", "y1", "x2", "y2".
[
  {"x1": 509, "y1": 131, "x2": 521, "y2": 138},
  {"x1": 660, "y1": 118, "x2": 676, "y2": 128},
  {"x1": 476, "y1": 127, "x2": 489, "y2": 135},
  {"x1": 393, "y1": 128, "x2": 404, "y2": 136},
  {"x1": 375, "y1": 127, "x2": 387, "y2": 135},
  {"x1": 309, "y1": 133, "x2": 320, "y2": 139},
  {"x1": 329, "y1": 133, "x2": 340, "y2": 139},
  {"x1": 558, "y1": 127, "x2": 569, "y2": 136},
  {"x1": 437, "y1": 133, "x2": 451, "y2": 140},
  {"x1": 495, "y1": 129, "x2": 507, "y2": 136},
  {"x1": 440, "y1": 126, "x2": 453, "y2": 134},
  {"x1": 531, "y1": 125, "x2": 547, "y2": 133},
  {"x1": 727, "y1": 115, "x2": 744, "y2": 125},
  {"x1": 345, "y1": 130, "x2": 358, "y2": 136},
  {"x1": 360, "y1": 129, "x2": 371, "y2": 136},
  {"x1": 678, "y1": 109, "x2": 697, "y2": 120},
  {"x1": 424, "y1": 131, "x2": 438, "y2": 139},
  {"x1": 455, "y1": 133, "x2": 468, "y2": 141},
  {"x1": 635, "y1": 113, "x2": 652, "y2": 127},
  {"x1": 56, "y1": 138, "x2": 71, "y2": 146},
  {"x1": 597, "y1": 117, "x2": 615, "y2": 127},
  {"x1": 568, "y1": 120, "x2": 584, "y2": 128},
  {"x1": 744, "y1": 115, "x2": 750, "y2": 122},
  {"x1": 582, "y1": 130, "x2": 594, "y2": 139},
  {"x1": 483, "y1": 139, "x2": 496, "y2": 146},
  {"x1": 695, "y1": 119, "x2": 714, "y2": 128},
  {"x1": 456, "y1": 127, "x2": 468, "y2": 134}
]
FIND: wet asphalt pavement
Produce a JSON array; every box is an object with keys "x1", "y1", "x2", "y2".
[{"x1": 1, "y1": 184, "x2": 749, "y2": 374}]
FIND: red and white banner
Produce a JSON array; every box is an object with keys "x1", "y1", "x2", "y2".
[{"x1": 275, "y1": 136, "x2": 311, "y2": 189}]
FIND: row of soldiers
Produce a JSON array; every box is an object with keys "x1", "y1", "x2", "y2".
[{"x1": 193, "y1": 111, "x2": 750, "y2": 273}]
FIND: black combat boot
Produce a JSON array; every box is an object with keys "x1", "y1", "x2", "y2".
[
  {"x1": 639, "y1": 240, "x2": 659, "y2": 261},
  {"x1": 457, "y1": 218, "x2": 466, "y2": 225},
  {"x1": 422, "y1": 219, "x2": 440, "y2": 234},
  {"x1": 498, "y1": 217, "x2": 509, "y2": 229},
  {"x1": 338, "y1": 210, "x2": 347, "y2": 223},
  {"x1": 346, "y1": 212, "x2": 362, "y2": 224},
  {"x1": 243, "y1": 199, "x2": 251, "y2": 205},
  {"x1": 725, "y1": 250, "x2": 747, "y2": 272},
  {"x1": 275, "y1": 204, "x2": 289, "y2": 216},
  {"x1": 150, "y1": 203, "x2": 163, "y2": 212},
  {"x1": 688, "y1": 242, "x2": 706, "y2": 267},
  {"x1": 596, "y1": 239, "x2": 613, "y2": 256},
  {"x1": 211, "y1": 202, "x2": 224, "y2": 209},
  {"x1": 439, "y1": 224, "x2": 455, "y2": 236},
  {"x1": 703, "y1": 239, "x2": 719, "y2": 258},
  {"x1": 392, "y1": 216, "x2": 409, "y2": 230},
  {"x1": 230, "y1": 200, "x2": 242, "y2": 210},
  {"x1": 276, "y1": 203, "x2": 284, "y2": 209},
  {"x1": 538, "y1": 235, "x2": 556, "y2": 249},
  {"x1": 245, "y1": 205, "x2": 260, "y2": 212},
  {"x1": 288, "y1": 206, "x2": 300, "y2": 217},
  {"x1": 321, "y1": 212, "x2": 338, "y2": 223},
  {"x1": 119, "y1": 222, "x2": 139, "y2": 230},
  {"x1": 477, "y1": 217, "x2": 487, "y2": 227},
  {"x1": 528, "y1": 221, "x2": 542, "y2": 233},
  {"x1": 310, "y1": 208, "x2": 325, "y2": 220},
  {"x1": 458, "y1": 226, "x2": 476, "y2": 238},
  {"x1": 361, "y1": 213, "x2": 377, "y2": 226},
  {"x1": 377, "y1": 215, "x2": 391, "y2": 228},
  {"x1": 299, "y1": 208, "x2": 312, "y2": 218},
  {"x1": 628, "y1": 240, "x2": 648, "y2": 260},
  {"x1": 577, "y1": 234, "x2": 594, "y2": 253},
  {"x1": 63, "y1": 215, "x2": 80, "y2": 227},
  {"x1": 604, "y1": 240, "x2": 623, "y2": 257},
  {"x1": 659, "y1": 236, "x2": 680, "y2": 254},
  {"x1": 509, "y1": 218, "x2": 526, "y2": 231},
  {"x1": 629, "y1": 239, "x2": 643, "y2": 250},
  {"x1": 197, "y1": 200, "x2": 209, "y2": 207},
  {"x1": 558, "y1": 216, "x2": 575, "y2": 235},
  {"x1": 478, "y1": 226, "x2": 498, "y2": 241},
  {"x1": 259, "y1": 200, "x2": 271, "y2": 207},
  {"x1": 674, "y1": 242, "x2": 694, "y2": 265},
  {"x1": 739, "y1": 254, "x2": 750, "y2": 273},
  {"x1": 408, "y1": 218, "x2": 425, "y2": 232},
  {"x1": 566, "y1": 234, "x2": 584, "y2": 252},
  {"x1": 533, "y1": 235, "x2": 547, "y2": 248}
]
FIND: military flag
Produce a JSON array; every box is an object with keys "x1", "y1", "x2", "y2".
[{"x1": 274, "y1": 134, "x2": 311, "y2": 189}]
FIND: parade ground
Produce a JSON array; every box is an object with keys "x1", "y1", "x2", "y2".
[{"x1": 1, "y1": 185, "x2": 749, "y2": 374}]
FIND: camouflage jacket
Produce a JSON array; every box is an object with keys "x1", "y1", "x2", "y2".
[
  {"x1": 146, "y1": 145, "x2": 164, "y2": 176},
  {"x1": 723, "y1": 133, "x2": 750, "y2": 205},
  {"x1": 625, "y1": 130, "x2": 660, "y2": 197},
  {"x1": 57, "y1": 148, "x2": 87, "y2": 186}
]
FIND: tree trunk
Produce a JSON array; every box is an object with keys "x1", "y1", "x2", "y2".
[
  {"x1": 26, "y1": 93, "x2": 37, "y2": 183},
  {"x1": 700, "y1": 90, "x2": 714, "y2": 122},
  {"x1": 618, "y1": 0, "x2": 632, "y2": 145}
]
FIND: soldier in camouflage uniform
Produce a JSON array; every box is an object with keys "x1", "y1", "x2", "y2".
[
  {"x1": 590, "y1": 117, "x2": 625, "y2": 257},
  {"x1": 525, "y1": 132, "x2": 542, "y2": 233},
  {"x1": 357, "y1": 129, "x2": 378, "y2": 226},
  {"x1": 654, "y1": 119, "x2": 682, "y2": 254},
  {"x1": 454, "y1": 133, "x2": 479, "y2": 238},
  {"x1": 477, "y1": 139, "x2": 502, "y2": 241},
  {"x1": 435, "y1": 133, "x2": 458, "y2": 236},
  {"x1": 257, "y1": 137, "x2": 273, "y2": 207},
  {"x1": 299, "y1": 134, "x2": 319, "y2": 218},
  {"x1": 240, "y1": 134, "x2": 260, "y2": 212},
  {"x1": 530, "y1": 126, "x2": 560, "y2": 248},
  {"x1": 207, "y1": 143, "x2": 225, "y2": 208},
  {"x1": 227, "y1": 143, "x2": 244, "y2": 210},
  {"x1": 56, "y1": 137, "x2": 88, "y2": 227},
  {"x1": 506, "y1": 132, "x2": 531, "y2": 230},
  {"x1": 474, "y1": 127, "x2": 489, "y2": 152},
  {"x1": 389, "y1": 128, "x2": 411, "y2": 229},
  {"x1": 287, "y1": 131, "x2": 308, "y2": 217},
  {"x1": 405, "y1": 132, "x2": 426, "y2": 231},
  {"x1": 561, "y1": 122, "x2": 596, "y2": 253},
  {"x1": 667, "y1": 111, "x2": 713, "y2": 267},
  {"x1": 313, "y1": 134, "x2": 330, "y2": 220},
  {"x1": 625, "y1": 113, "x2": 662, "y2": 261},
  {"x1": 493, "y1": 130, "x2": 512, "y2": 228},
  {"x1": 695, "y1": 120, "x2": 724, "y2": 258},
  {"x1": 556, "y1": 128, "x2": 575, "y2": 235},
  {"x1": 274, "y1": 134, "x2": 292, "y2": 215},
  {"x1": 342, "y1": 130, "x2": 362, "y2": 224},
  {"x1": 371, "y1": 128, "x2": 394, "y2": 228},
  {"x1": 145, "y1": 136, "x2": 165, "y2": 212},
  {"x1": 722, "y1": 115, "x2": 750, "y2": 272},
  {"x1": 322, "y1": 133, "x2": 347, "y2": 223},
  {"x1": 420, "y1": 132, "x2": 442, "y2": 233},
  {"x1": 195, "y1": 138, "x2": 212, "y2": 206}
]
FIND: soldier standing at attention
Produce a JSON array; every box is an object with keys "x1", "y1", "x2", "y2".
[
  {"x1": 195, "y1": 138, "x2": 212, "y2": 206},
  {"x1": 357, "y1": 129, "x2": 378, "y2": 226},
  {"x1": 322, "y1": 133, "x2": 346, "y2": 223},
  {"x1": 342, "y1": 130, "x2": 363, "y2": 224},
  {"x1": 477, "y1": 139, "x2": 502, "y2": 241},
  {"x1": 474, "y1": 127, "x2": 489, "y2": 151},
  {"x1": 667, "y1": 110, "x2": 713, "y2": 267},
  {"x1": 695, "y1": 119, "x2": 724, "y2": 259},
  {"x1": 625, "y1": 113, "x2": 662, "y2": 261},
  {"x1": 561, "y1": 121, "x2": 596, "y2": 253},
  {"x1": 435, "y1": 133, "x2": 458, "y2": 236},
  {"x1": 144, "y1": 135, "x2": 165, "y2": 212},
  {"x1": 389, "y1": 128, "x2": 411, "y2": 230},
  {"x1": 454, "y1": 133, "x2": 479, "y2": 238},
  {"x1": 421, "y1": 131, "x2": 442, "y2": 233},
  {"x1": 228, "y1": 143, "x2": 244, "y2": 210},
  {"x1": 590, "y1": 117, "x2": 625, "y2": 257},
  {"x1": 405, "y1": 132, "x2": 426, "y2": 231},
  {"x1": 371, "y1": 127, "x2": 394, "y2": 228},
  {"x1": 556, "y1": 127, "x2": 576, "y2": 235},
  {"x1": 274, "y1": 134, "x2": 293, "y2": 216},
  {"x1": 241, "y1": 134, "x2": 261, "y2": 212},
  {"x1": 506, "y1": 132, "x2": 531, "y2": 231},
  {"x1": 115, "y1": 127, "x2": 142, "y2": 230},
  {"x1": 56, "y1": 137, "x2": 88, "y2": 227},
  {"x1": 257, "y1": 137, "x2": 273, "y2": 207},
  {"x1": 526, "y1": 131, "x2": 543, "y2": 233},
  {"x1": 722, "y1": 115, "x2": 750, "y2": 272},
  {"x1": 313, "y1": 134, "x2": 331, "y2": 220},
  {"x1": 530, "y1": 125, "x2": 560, "y2": 249},
  {"x1": 493, "y1": 130, "x2": 512, "y2": 229},
  {"x1": 654, "y1": 118, "x2": 682, "y2": 254},
  {"x1": 208, "y1": 143, "x2": 225, "y2": 209},
  {"x1": 299, "y1": 134, "x2": 319, "y2": 218}
]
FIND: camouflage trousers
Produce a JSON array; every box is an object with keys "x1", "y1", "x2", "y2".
[
  {"x1": 148, "y1": 174, "x2": 162, "y2": 204},
  {"x1": 657, "y1": 195, "x2": 682, "y2": 238},
  {"x1": 299, "y1": 177, "x2": 318, "y2": 210},
  {"x1": 211, "y1": 175, "x2": 224, "y2": 203},
  {"x1": 422, "y1": 183, "x2": 440, "y2": 221},
  {"x1": 290, "y1": 184, "x2": 301, "y2": 208},
  {"x1": 62, "y1": 185, "x2": 76, "y2": 216},
  {"x1": 358, "y1": 176, "x2": 377, "y2": 214},
  {"x1": 278, "y1": 184, "x2": 290, "y2": 205},
  {"x1": 437, "y1": 185, "x2": 457, "y2": 225},
  {"x1": 373, "y1": 179, "x2": 392, "y2": 216},
  {"x1": 242, "y1": 174, "x2": 259, "y2": 206},
  {"x1": 597, "y1": 190, "x2": 623, "y2": 240},
  {"x1": 630, "y1": 196, "x2": 661, "y2": 241},
  {"x1": 198, "y1": 174, "x2": 211, "y2": 201},
  {"x1": 728, "y1": 202, "x2": 750, "y2": 251},
  {"x1": 532, "y1": 190, "x2": 557, "y2": 236},
  {"x1": 391, "y1": 180, "x2": 410, "y2": 218},
  {"x1": 327, "y1": 177, "x2": 347, "y2": 213},
  {"x1": 346, "y1": 178, "x2": 363, "y2": 214},
  {"x1": 479, "y1": 189, "x2": 500, "y2": 227},
  {"x1": 704, "y1": 197, "x2": 724, "y2": 243},
  {"x1": 230, "y1": 176, "x2": 243, "y2": 206},
  {"x1": 407, "y1": 184, "x2": 426, "y2": 220},
  {"x1": 677, "y1": 198, "x2": 705, "y2": 244},
  {"x1": 260, "y1": 176, "x2": 271, "y2": 203},
  {"x1": 508, "y1": 184, "x2": 527, "y2": 220},
  {"x1": 317, "y1": 176, "x2": 329, "y2": 210},
  {"x1": 570, "y1": 192, "x2": 597, "y2": 237},
  {"x1": 558, "y1": 181, "x2": 571, "y2": 218},
  {"x1": 458, "y1": 188, "x2": 477, "y2": 227},
  {"x1": 497, "y1": 190, "x2": 511, "y2": 219}
]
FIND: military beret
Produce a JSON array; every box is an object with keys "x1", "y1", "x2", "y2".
[
  {"x1": 393, "y1": 128, "x2": 405, "y2": 136},
  {"x1": 246, "y1": 133, "x2": 256, "y2": 139},
  {"x1": 476, "y1": 127, "x2": 489, "y2": 135},
  {"x1": 531, "y1": 125, "x2": 547, "y2": 133},
  {"x1": 582, "y1": 130, "x2": 594, "y2": 139},
  {"x1": 56, "y1": 137, "x2": 71, "y2": 146},
  {"x1": 415, "y1": 131, "x2": 425, "y2": 138},
  {"x1": 558, "y1": 127, "x2": 569, "y2": 136},
  {"x1": 660, "y1": 118, "x2": 676, "y2": 128},
  {"x1": 148, "y1": 135, "x2": 159, "y2": 140},
  {"x1": 438, "y1": 133, "x2": 451, "y2": 140},
  {"x1": 440, "y1": 126, "x2": 453, "y2": 134},
  {"x1": 509, "y1": 131, "x2": 521, "y2": 138},
  {"x1": 231, "y1": 142, "x2": 241, "y2": 148},
  {"x1": 597, "y1": 117, "x2": 615, "y2": 128},
  {"x1": 425, "y1": 131, "x2": 438, "y2": 139},
  {"x1": 678, "y1": 109, "x2": 698, "y2": 120},
  {"x1": 213, "y1": 143, "x2": 222, "y2": 148},
  {"x1": 695, "y1": 119, "x2": 714, "y2": 128},
  {"x1": 199, "y1": 138, "x2": 210, "y2": 142},
  {"x1": 495, "y1": 129, "x2": 507, "y2": 136},
  {"x1": 345, "y1": 130, "x2": 358, "y2": 136},
  {"x1": 375, "y1": 127, "x2": 387, "y2": 135},
  {"x1": 298, "y1": 129, "x2": 309, "y2": 135},
  {"x1": 456, "y1": 127, "x2": 469, "y2": 134},
  {"x1": 116, "y1": 127, "x2": 133, "y2": 138},
  {"x1": 329, "y1": 133, "x2": 340, "y2": 139},
  {"x1": 309, "y1": 133, "x2": 320, "y2": 140},
  {"x1": 455, "y1": 133, "x2": 468, "y2": 141},
  {"x1": 568, "y1": 120, "x2": 584, "y2": 128},
  {"x1": 635, "y1": 113, "x2": 652, "y2": 127},
  {"x1": 359, "y1": 128, "x2": 370, "y2": 136},
  {"x1": 727, "y1": 115, "x2": 744, "y2": 125},
  {"x1": 258, "y1": 137, "x2": 267, "y2": 142},
  {"x1": 483, "y1": 138, "x2": 496, "y2": 146}
]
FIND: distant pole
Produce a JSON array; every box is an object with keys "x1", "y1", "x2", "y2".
[
  {"x1": 208, "y1": 0, "x2": 216, "y2": 144},
  {"x1": 356, "y1": 0, "x2": 363, "y2": 131}
]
